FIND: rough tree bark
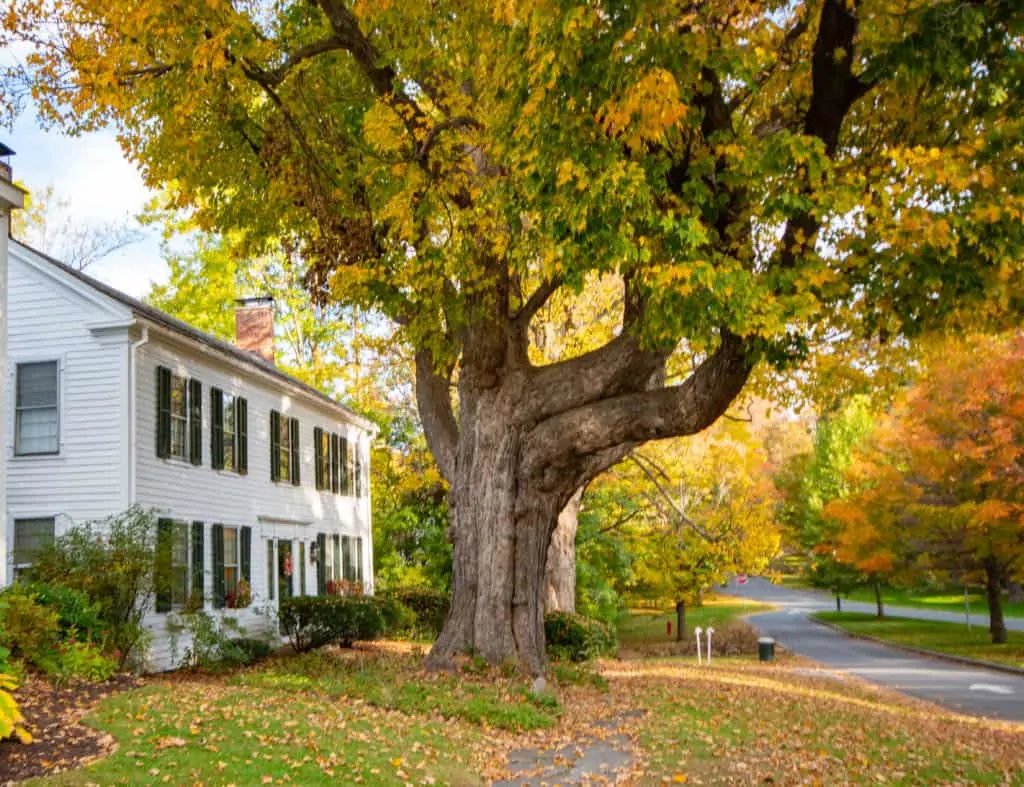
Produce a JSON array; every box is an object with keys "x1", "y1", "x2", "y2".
[
  {"x1": 545, "y1": 489, "x2": 584, "y2": 614},
  {"x1": 985, "y1": 557, "x2": 1008, "y2": 645}
]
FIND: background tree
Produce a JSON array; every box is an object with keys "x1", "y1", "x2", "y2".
[
  {"x1": 7, "y1": 0, "x2": 1023, "y2": 671},
  {"x1": 834, "y1": 335, "x2": 1024, "y2": 642},
  {"x1": 11, "y1": 184, "x2": 142, "y2": 270}
]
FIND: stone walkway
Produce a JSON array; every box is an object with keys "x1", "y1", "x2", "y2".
[{"x1": 492, "y1": 710, "x2": 643, "y2": 786}]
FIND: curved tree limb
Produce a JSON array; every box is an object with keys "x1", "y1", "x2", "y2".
[{"x1": 415, "y1": 348, "x2": 459, "y2": 483}]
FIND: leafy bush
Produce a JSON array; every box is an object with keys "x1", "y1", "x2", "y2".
[
  {"x1": 378, "y1": 588, "x2": 450, "y2": 638},
  {"x1": 231, "y1": 637, "x2": 274, "y2": 663},
  {"x1": 0, "y1": 672, "x2": 31, "y2": 744},
  {"x1": 31, "y1": 507, "x2": 160, "y2": 667},
  {"x1": 544, "y1": 612, "x2": 617, "y2": 663},
  {"x1": 0, "y1": 587, "x2": 60, "y2": 669},
  {"x1": 278, "y1": 596, "x2": 387, "y2": 652},
  {"x1": 15, "y1": 581, "x2": 104, "y2": 644},
  {"x1": 51, "y1": 640, "x2": 118, "y2": 684},
  {"x1": 168, "y1": 611, "x2": 257, "y2": 669}
]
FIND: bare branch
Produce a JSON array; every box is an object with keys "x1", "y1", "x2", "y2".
[{"x1": 264, "y1": 35, "x2": 344, "y2": 85}]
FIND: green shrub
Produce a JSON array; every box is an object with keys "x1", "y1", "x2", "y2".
[
  {"x1": 168, "y1": 611, "x2": 259, "y2": 669},
  {"x1": 51, "y1": 640, "x2": 118, "y2": 684},
  {"x1": 544, "y1": 611, "x2": 617, "y2": 663},
  {"x1": 31, "y1": 507, "x2": 160, "y2": 667},
  {"x1": 278, "y1": 596, "x2": 387, "y2": 652},
  {"x1": 14, "y1": 582, "x2": 104, "y2": 644},
  {"x1": 0, "y1": 587, "x2": 59, "y2": 669},
  {"x1": 231, "y1": 637, "x2": 274, "y2": 663},
  {"x1": 378, "y1": 588, "x2": 449, "y2": 638}
]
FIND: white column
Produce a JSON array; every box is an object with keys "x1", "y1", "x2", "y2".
[{"x1": 0, "y1": 176, "x2": 26, "y2": 587}]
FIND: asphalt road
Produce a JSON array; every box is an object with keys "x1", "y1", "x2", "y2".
[{"x1": 729, "y1": 577, "x2": 1024, "y2": 722}]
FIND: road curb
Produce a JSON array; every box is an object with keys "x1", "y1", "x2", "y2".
[{"x1": 810, "y1": 615, "x2": 1024, "y2": 678}]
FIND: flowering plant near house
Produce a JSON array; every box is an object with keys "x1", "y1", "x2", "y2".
[
  {"x1": 225, "y1": 579, "x2": 252, "y2": 610},
  {"x1": 325, "y1": 579, "x2": 363, "y2": 598}
]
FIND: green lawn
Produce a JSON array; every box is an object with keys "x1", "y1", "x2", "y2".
[
  {"x1": 617, "y1": 596, "x2": 772, "y2": 647},
  {"x1": 814, "y1": 612, "x2": 1024, "y2": 669},
  {"x1": 617, "y1": 659, "x2": 1024, "y2": 785},
  {"x1": 20, "y1": 638, "x2": 1024, "y2": 786}
]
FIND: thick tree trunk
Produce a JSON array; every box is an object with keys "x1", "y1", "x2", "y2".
[
  {"x1": 874, "y1": 581, "x2": 884, "y2": 619},
  {"x1": 985, "y1": 558, "x2": 1008, "y2": 644},
  {"x1": 544, "y1": 489, "x2": 583, "y2": 614}
]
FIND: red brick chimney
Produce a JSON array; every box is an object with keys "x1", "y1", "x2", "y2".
[{"x1": 235, "y1": 297, "x2": 275, "y2": 364}]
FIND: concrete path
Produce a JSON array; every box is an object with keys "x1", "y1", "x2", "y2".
[{"x1": 731, "y1": 577, "x2": 1024, "y2": 722}]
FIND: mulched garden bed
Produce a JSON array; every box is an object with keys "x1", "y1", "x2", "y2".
[{"x1": 1, "y1": 674, "x2": 138, "y2": 784}]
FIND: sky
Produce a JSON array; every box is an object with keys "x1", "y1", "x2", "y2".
[{"x1": 8, "y1": 113, "x2": 167, "y2": 298}]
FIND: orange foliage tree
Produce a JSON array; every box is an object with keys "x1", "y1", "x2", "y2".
[{"x1": 831, "y1": 335, "x2": 1024, "y2": 641}]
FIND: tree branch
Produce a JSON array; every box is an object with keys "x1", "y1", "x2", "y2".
[
  {"x1": 264, "y1": 35, "x2": 345, "y2": 85},
  {"x1": 513, "y1": 276, "x2": 563, "y2": 326},
  {"x1": 629, "y1": 453, "x2": 721, "y2": 542},
  {"x1": 522, "y1": 331, "x2": 752, "y2": 478},
  {"x1": 415, "y1": 348, "x2": 459, "y2": 483}
]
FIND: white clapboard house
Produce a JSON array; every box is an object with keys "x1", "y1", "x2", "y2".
[{"x1": 3, "y1": 239, "x2": 375, "y2": 670}]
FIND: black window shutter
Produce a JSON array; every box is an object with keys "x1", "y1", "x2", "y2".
[
  {"x1": 212, "y1": 523, "x2": 225, "y2": 608},
  {"x1": 340, "y1": 436, "x2": 349, "y2": 495},
  {"x1": 236, "y1": 398, "x2": 248, "y2": 475},
  {"x1": 210, "y1": 388, "x2": 224, "y2": 470},
  {"x1": 191, "y1": 522, "x2": 204, "y2": 603},
  {"x1": 355, "y1": 448, "x2": 362, "y2": 498},
  {"x1": 156, "y1": 366, "x2": 171, "y2": 458},
  {"x1": 316, "y1": 533, "x2": 327, "y2": 595},
  {"x1": 240, "y1": 526, "x2": 252, "y2": 596},
  {"x1": 270, "y1": 410, "x2": 281, "y2": 481},
  {"x1": 314, "y1": 427, "x2": 324, "y2": 489},
  {"x1": 155, "y1": 518, "x2": 173, "y2": 612},
  {"x1": 289, "y1": 418, "x2": 301, "y2": 486},
  {"x1": 189, "y1": 378, "x2": 203, "y2": 465},
  {"x1": 330, "y1": 433, "x2": 340, "y2": 493}
]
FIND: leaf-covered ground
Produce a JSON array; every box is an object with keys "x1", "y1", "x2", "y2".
[
  {"x1": 816, "y1": 612, "x2": 1024, "y2": 669},
  {"x1": 14, "y1": 642, "x2": 1024, "y2": 786}
]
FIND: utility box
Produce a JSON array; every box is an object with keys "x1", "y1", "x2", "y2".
[{"x1": 758, "y1": 637, "x2": 776, "y2": 662}]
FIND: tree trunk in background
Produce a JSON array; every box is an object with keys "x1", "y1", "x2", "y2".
[
  {"x1": 675, "y1": 600, "x2": 686, "y2": 642},
  {"x1": 835, "y1": 592, "x2": 842, "y2": 613},
  {"x1": 1007, "y1": 581, "x2": 1024, "y2": 604},
  {"x1": 874, "y1": 581, "x2": 885, "y2": 618},
  {"x1": 985, "y1": 558, "x2": 1008, "y2": 644},
  {"x1": 545, "y1": 489, "x2": 583, "y2": 613}
]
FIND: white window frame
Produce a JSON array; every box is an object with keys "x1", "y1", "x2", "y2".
[
  {"x1": 13, "y1": 359, "x2": 61, "y2": 457},
  {"x1": 277, "y1": 416, "x2": 292, "y2": 483},
  {"x1": 222, "y1": 525, "x2": 240, "y2": 601},
  {"x1": 222, "y1": 392, "x2": 237, "y2": 472},
  {"x1": 170, "y1": 521, "x2": 193, "y2": 610}
]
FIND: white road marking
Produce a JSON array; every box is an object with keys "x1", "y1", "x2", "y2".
[{"x1": 969, "y1": 684, "x2": 1015, "y2": 695}]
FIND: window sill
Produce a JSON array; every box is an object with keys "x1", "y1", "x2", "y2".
[{"x1": 11, "y1": 451, "x2": 64, "y2": 461}]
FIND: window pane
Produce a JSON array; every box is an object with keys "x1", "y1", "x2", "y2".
[
  {"x1": 299, "y1": 542, "x2": 306, "y2": 596},
  {"x1": 16, "y1": 362, "x2": 57, "y2": 407},
  {"x1": 333, "y1": 536, "x2": 341, "y2": 583},
  {"x1": 13, "y1": 517, "x2": 55, "y2": 565},
  {"x1": 16, "y1": 409, "x2": 58, "y2": 454},
  {"x1": 278, "y1": 447, "x2": 290, "y2": 482},
  {"x1": 223, "y1": 527, "x2": 238, "y2": 565},
  {"x1": 223, "y1": 440, "x2": 235, "y2": 471},
  {"x1": 170, "y1": 417, "x2": 187, "y2": 458},
  {"x1": 170, "y1": 376, "x2": 187, "y2": 416}
]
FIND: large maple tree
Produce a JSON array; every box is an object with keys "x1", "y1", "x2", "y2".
[{"x1": 5, "y1": 0, "x2": 1022, "y2": 670}]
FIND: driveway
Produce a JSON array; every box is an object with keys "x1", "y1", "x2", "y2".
[{"x1": 730, "y1": 577, "x2": 1024, "y2": 722}]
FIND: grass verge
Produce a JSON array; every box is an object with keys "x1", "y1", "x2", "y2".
[
  {"x1": 609, "y1": 659, "x2": 1024, "y2": 785},
  {"x1": 617, "y1": 596, "x2": 772, "y2": 648},
  {"x1": 814, "y1": 611, "x2": 1024, "y2": 669}
]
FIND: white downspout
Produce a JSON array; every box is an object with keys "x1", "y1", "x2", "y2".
[{"x1": 128, "y1": 324, "x2": 149, "y2": 505}]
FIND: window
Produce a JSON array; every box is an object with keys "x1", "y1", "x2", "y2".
[
  {"x1": 355, "y1": 537, "x2": 364, "y2": 583},
  {"x1": 155, "y1": 520, "x2": 204, "y2": 612},
  {"x1": 211, "y1": 389, "x2": 248, "y2": 473},
  {"x1": 278, "y1": 540, "x2": 293, "y2": 602},
  {"x1": 212, "y1": 524, "x2": 251, "y2": 608},
  {"x1": 15, "y1": 361, "x2": 59, "y2": 455},
  {"x1": 333, "y1": 534, "x2": 342, "y2": 583},
  {"x1": 156, "y1": 366, "x2": 201, "y2": 464},
  {"x1": 330, "y1": 433, "x2": 340, "y2": 493},
  {"x1": 12, "y1": 517, "x2": 55, "y2": 578},
  {"x1": 355, "y1": 445, "x2": 363, "y2": 498},
  {"x1": 340, "y1": 436, "x2": 350, "y2": 495},
  {"x1": 270, "y1": 411, "x2": 300, "y2": 485}
]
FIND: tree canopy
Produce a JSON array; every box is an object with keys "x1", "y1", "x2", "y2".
[{"x1": 7, "y1": 0, "x2": 1023, "y2": 669}]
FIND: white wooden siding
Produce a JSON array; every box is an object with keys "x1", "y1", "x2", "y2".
[{"x1": 6, "y1": 245, "x2": 133, "y2": 542}]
